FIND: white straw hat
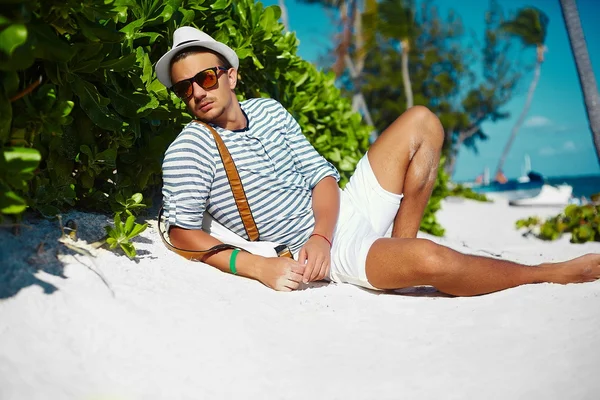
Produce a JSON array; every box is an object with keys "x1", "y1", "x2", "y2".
[{"x1": 155, "y1": 26, "x2": 239, "y2": 88}]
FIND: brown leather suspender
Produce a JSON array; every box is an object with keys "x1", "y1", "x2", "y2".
[
  {"x1": 157, "y1": 120, "x2": 292, "y2": 260},
  {"x1": 199, "y1": 120, "x2": 259, "y2": 241}
]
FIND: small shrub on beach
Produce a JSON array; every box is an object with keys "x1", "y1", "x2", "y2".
[
  {"x1": 448, "y1": 183, "x2": 489, "y2": 202},
  {"x1": 420, "y1": 157, "x2": 450, "y2": 237},
  {"x1": 516, "y1": 204, "x2": 600, "y2": 243},
  {"x1": 103, "y1": 192, "x2": 148, "y2": 258},
  {"x1": 105, "y1": 211, "x2": 148, "y2": 259}
]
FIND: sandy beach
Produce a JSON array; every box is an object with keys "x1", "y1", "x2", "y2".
[{"x1": 1, "y1": 198, "x2": 599, "y2": 400}]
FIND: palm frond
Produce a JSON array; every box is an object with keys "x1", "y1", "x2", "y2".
[{"x1": 501, "y1": 7, "x2": 549, "y2": 46}]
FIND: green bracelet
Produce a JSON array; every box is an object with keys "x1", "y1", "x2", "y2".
[{"x1": 229, "y1": 249, "x2": 240, "y2": 275}]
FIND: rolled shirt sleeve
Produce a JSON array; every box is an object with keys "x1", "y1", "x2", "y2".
[{"x1": 161, "y1": 125, "x2": 216, "y2": 230}]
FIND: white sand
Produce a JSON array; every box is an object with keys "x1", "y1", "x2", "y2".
[{"x1": 1, "y1": 198, "x2": 599, "y2": 400}]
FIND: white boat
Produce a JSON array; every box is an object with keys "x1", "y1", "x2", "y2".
[
  {"x1": 508, "y1": 183, "x2": 573, "y2": 207},
  {"x1": 469, "y1": 155, "x2": 573, "y2": 205}
]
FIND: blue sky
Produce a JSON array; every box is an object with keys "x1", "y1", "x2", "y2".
[{"x1": 261, "y1": 0, "x2": 600, "y2": 181}]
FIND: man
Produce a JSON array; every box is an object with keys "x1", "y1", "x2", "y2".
[{"x1": 156, "y1": 26, "x2": 600, "y2": 295}]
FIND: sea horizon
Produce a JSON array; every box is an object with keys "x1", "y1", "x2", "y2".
[
  {"x1": 455, "y1": 172, "x2": 600, "y2": 198},
  {"x1": 546, "y1": 174, "x2": 600, "y2": 198}
]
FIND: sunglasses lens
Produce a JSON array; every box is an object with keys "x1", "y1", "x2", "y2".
[
  {"x1": 197, "y1": 69, "x2": 218, "y2": 90},
  {"x1": 173, "y1": 81, "x2": 192, "y2": 99}
]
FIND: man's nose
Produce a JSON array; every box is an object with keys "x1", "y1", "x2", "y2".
[{"x1": 191, "y1": 81, "x2": 207, "y2": 99}]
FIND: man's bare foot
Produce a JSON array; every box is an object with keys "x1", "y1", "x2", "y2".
[{"x1": 542, "y1": 254, "x2": 600, "y2": 284}]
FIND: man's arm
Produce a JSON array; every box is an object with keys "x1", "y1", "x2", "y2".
[
  {"x1": 298, "y1": 176, "x2": 340, "y2": 282},
  {"x1": 311, "y1": 176, "x2": 340, "y2": 242},
  {"x1": 169, "y1": 227, "x2": 305, "y2": 291}
]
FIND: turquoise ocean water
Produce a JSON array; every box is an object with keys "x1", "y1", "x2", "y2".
[{"x1": 546, "y1": 175, "x2": 600, "y2": 199}]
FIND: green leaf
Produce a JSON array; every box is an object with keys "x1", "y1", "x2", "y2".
[
  {"x1": 251, "y1": 54, "x2": 264, "y2": 69},
  {"x1": 54, "y1": 101, "x2": 75, "y2": 118},
  {"x1": 71, "y1": 76, "x2": 122, "y2": 131},
  {"x1": 106, "y1": 236, "x2": 118, "y2": 248},
  {"x1": 0, "y1": 24, "x2": 27, "y2": 56},
  {"x1": 95, "y1": 148, "x2": 117, "y2": 168},
  {"x1": 147, "y1": 78, "x2": 168, "y2": 99},
  {"x1": 3, "y1": 147, "x2": 41, "y2": 175},
  {"x1": 134, "y1": 32, "x2": 162, "y2": 45},
  {"x1": 120, "y1": 19, "x2": 144, "y2": 39},
  {"x1": 107, "y1": 88, "x2": 157, "y2": 118},
  {"x1": 80, "y1": 145, "x2": 94, "y2": 160},
  {"x1": 178, "y1": 9, "x2": 196, "y2": 25},
  {"x1": 126, "y1": 222, "x2": 147, "y2": 240},
  {"x1": 99, "y1": 53, "x2": 137, "y2": 72},
  {"x1": 124, "y1": 213, "x2": 135, "y2": 233},
  {"x1": 144, "y1": 4, "x2": 174, "y2": 27},
  {"x1": 114, "y1": 213, "x2": 123, "y2": 233},
  {"x1": 0, "y1": 42, "x2": 34, "y2": 71},
  {"x1": 71, "y1": 59, "x2": 102, "y2": 74},
  {"x1": 0, "y1": 190, "x2": 27, "y2": 214},
  {"x1": 259, "y1": 7, "x2": 276, "y2": 31},
  {"x1": 120, "y1": 242, "x2": 136, "y2": 258},
  {"x1": 236, "y1": 47, "x2": 254, "y2": 60},
  {"x1": 130, "y1": 193, "x2": 143, "y2": 204},
  {"x1": 29, "y1": 24, "x2": 74, "y2": 62},
  {"x1": 76, "y1": 16, "x2": 125, "y2": 43},
  {"x1": 211, "y1": 0, "x2": 229, "y2": 11}
]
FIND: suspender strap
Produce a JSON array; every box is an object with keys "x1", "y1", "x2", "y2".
[
  {"x1": 194, "y1": 120, "x2": 260, "y2": 241},
  {"x1": 157, "y1": 207, "x2": 244, "y2": 261}
]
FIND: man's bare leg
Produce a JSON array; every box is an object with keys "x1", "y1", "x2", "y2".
[
  {"x1": 367, "y1": 105, "x2": 443, "y2": 238},
  {"x1": 365, "y1": 106, "x2": 600, "y2": 295},
  {"x1": 366, "y1": 239, "x2": 600, "y2": 296}
]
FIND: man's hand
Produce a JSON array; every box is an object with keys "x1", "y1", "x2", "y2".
[
  {"x1": 257, "y1": 257, "x2": 306, "y2": 291},
  {"x1": 298, "y1": 235, "x2": 331, "y2": 283}
]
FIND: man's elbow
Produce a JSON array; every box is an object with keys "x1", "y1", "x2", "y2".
[{"x1": 169, "y1": 226, "x2": 193, "y2": 248}]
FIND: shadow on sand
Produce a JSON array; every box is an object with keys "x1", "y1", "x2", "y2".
[{"x1": 0, "y1": 208, "x2": 158, "y2": 300}]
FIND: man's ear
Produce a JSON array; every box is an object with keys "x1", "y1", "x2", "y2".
[{"x1": 227, "y1": 69, "x2": 238, "y2": 89}]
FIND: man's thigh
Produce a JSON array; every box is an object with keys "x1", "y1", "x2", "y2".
[{"x1": 341, "y1": 152, "x2": 404, "y2": 235}]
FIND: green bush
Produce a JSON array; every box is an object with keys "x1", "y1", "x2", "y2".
[
  {"x1": 449, "y1": 183, "x2": 490, "y2": 202},
  {"x1": 420, "y1": 157, "x2": 450, "y2": 237},
  {"x1": 1, "y1": 0, "x2": 447, "y2": 235},
  {"x1": 516, "y1": 204, "x2": 600, "y2": 243}
]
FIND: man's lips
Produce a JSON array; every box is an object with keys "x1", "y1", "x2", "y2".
[{"x1": 198, "y1": 102, "x2": 213, "y2": 112}]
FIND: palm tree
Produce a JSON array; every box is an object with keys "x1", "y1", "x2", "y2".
[
  {"x1": 494, "y1": 7, "x2": 549, "y2": 178},
  {"x1": 376, "y1": 0, "x2": 416, "y2": 109},
  {"x1": 559, "y1": 0, "x2": 600, "y2": 165},
  {"x1": 301, "y1": 0, "x2": 354, "y2": 76},
  {"x1": 301, "y1": 0, "x2": 378, "y2": 138}
]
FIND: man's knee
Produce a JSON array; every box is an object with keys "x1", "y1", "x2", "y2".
[
  {"x1": 412, "y1": 239, "x2": 448, "y2": 280},
  {"x1": 404, "y1": 105, "x2": 444, "y2": 148}
]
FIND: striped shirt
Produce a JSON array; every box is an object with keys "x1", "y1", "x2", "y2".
[{"x1": 162, "y1": 98, "x2": 340, "y2": 252}]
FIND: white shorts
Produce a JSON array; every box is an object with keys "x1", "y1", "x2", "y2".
[{"x1": 328, "y1": 152, "x2": 404, "y2": 290}]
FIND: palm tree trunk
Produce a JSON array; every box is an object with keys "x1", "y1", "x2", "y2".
[
  {"x1": 278, "y1": 0, "x2": 290, "y2": 32},
  {"x1": 559, "y1": 0, "x2": 600, "y2": 165},
  {"x1": 495, "y1": 55, "x2": 542, "y2": 177},
  {"x1": 401, "y1": 39, "x2": 413, "y2": 109},
  {"x1": 333, "y1": 0, "x2": 356, "y2": 77}
]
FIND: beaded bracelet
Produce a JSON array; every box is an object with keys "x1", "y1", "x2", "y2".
[{"x1": 310, "y1": 233, "x2": 332, "y2": 248}]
